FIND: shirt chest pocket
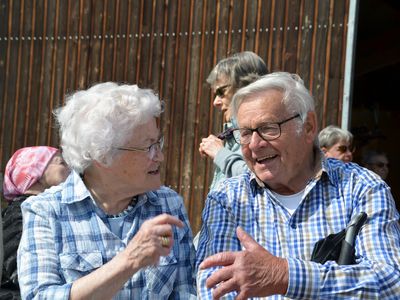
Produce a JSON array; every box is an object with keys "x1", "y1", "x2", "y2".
[
  {"x1": 60, "y1": 251, "x2": 103, "y2": 282},
  {"x1": 144, "y1": 253, "x2": 178, "y2": 297}
]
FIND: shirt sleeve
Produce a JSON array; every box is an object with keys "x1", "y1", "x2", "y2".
[
  {"x1": 213, "y1": 146, "x2": 248, "y2": 178},
  {"x1": 170, "y1": 198, "x2": 197, "y2": 299},
  {"x1": 17, "y1": 197, "x2": 72, "y2": 300},
  {"x1": 196, "y1": 191, "x2": 240, "y2": 299},
  {"x1": 286, "y1": 183, "x2": 400, "y2": 299}
]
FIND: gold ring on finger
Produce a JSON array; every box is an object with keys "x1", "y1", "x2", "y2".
[{"x1": 160, "y1": 236, "x2": 170, "y2": 247}]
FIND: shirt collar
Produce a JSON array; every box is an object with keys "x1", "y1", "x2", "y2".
[
  {"x1": 60, "y1": 170, "x2": 92, "y2": 204},
  {"x1": 60, "y1": 170, "x2": 161, "y2": 205}
]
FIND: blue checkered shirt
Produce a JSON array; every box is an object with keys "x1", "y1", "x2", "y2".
[
  {"x1": 196, "y1": 158, "x2": 400, "y2": 299},
  {"x1": 18, "y1": 171, "x2": 196, "y2": 299}
]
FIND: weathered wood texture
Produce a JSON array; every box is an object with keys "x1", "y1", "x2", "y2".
[{"x1": 0, "y1": 0, "x2": 350, "y2": 233}]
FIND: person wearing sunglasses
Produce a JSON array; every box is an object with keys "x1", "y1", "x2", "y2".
[
  {"x1": 362, "y1": 149, "x2": 390, "y2": 180},
  {"x1": 199, "y1": 51, "x2": 269, "y2": 191},
  {"x1": 318, "y1": 125, "x2": 354, "y2": 163},
  {"x1": 196, "y1": 72, "x2": 400, "y2": 299},
  {"x1": 17, "y1": 83, "x2": 196, "y2": 299}
]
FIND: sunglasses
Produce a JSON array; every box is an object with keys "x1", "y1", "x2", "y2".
[
  {"x1": 336, "y1": 145, "x2": 356, "y2": 154},
  {"x1": 214, "y1": 84, "x2": 231, "y2": 98},
  {"x1": 372, "y1": 162, "x2": 390, "y2": 168},
  {"x1": 217, "y1": 128, "x2": 235, "y2": 140}
]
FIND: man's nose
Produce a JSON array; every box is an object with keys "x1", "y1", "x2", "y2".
[{"x1": 248, "y1": 131, "x2": 267, "y2": 150}]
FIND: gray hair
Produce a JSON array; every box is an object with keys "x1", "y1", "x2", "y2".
[
  {"x1": 206, "y1": 51, "x2": 269, "y2": 90},
  {"x1": 231, "y1": 72, "x2": 315, "y2": 126},
  {"x1": 318, "y1": 125, "x2": 353, "y2": 149},
  {"x1": 54, "y1": 82, "x2": 162, "y2": 173}
]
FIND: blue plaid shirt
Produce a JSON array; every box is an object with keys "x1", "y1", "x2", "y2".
[
  {"x1": 18, "y1": 171, "x2": 196, "y2": 299},
  {"x1": 196, "y1": 158, "x2": 400, "y2": 299}
]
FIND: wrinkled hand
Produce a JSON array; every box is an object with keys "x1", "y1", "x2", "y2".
[
  {"x1": 199, "y1": 135, "x2": 224, "y2": 159},
  {"x1": 124, "y1": 214, "x2": 184, "y2": 270},
  {"x1": 199, "y1": 227, "x2": 289, "y2": 300}
]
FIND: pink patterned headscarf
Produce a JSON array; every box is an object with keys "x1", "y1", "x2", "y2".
[{"x1": 3, "y1": 146, "x2": 59, "y2": 201}]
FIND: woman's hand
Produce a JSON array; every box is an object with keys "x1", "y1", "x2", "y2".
[
  {"x1": 124, "y1": 214, "x2": 184, "y2": 270},
  {"x1": 199, "y1": 135, "x2": 224, "y2": 159}
]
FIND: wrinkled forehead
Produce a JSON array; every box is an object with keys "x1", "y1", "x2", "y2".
[{"x1": 236, "y1": 90, "x2": 287, "y2": 125}]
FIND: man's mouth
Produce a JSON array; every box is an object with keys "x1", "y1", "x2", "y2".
[{"x1": 256, "y1": 154, "x2": 278, "y2": 163}]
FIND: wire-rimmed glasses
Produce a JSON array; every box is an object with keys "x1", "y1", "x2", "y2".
[{"x1": 116, "y1": 135, "x2": 164, "y2": 160}]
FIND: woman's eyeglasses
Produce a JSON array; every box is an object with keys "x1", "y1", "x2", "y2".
[
  {"x1": 214, "y1": 84, "x2": 231, "y2": 98},
  {"x1": 217, "y1": 128, "x2": 235, "y2": 140},
  {"x1": 116, "y1": 136, "x2": 164, "y2": 160},
  {"x1": 336, "y1": 145, "x2": 356, "y2": 154},
  {"x1": 371, "y1": 162, "x2": 390, "y2": 168}
]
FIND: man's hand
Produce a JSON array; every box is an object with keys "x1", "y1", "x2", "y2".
[
  {"x1": 199, "y1": 135, "x2": 224, "y2": 159},
  {"x1": 199, "y1": 227, "x2": 289, "y2": 300}
]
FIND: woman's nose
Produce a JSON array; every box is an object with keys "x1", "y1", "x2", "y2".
[
  {"x1": 213, "y1": 96, "x2": 223, "y2": 108},
  {"x1": 152, "y1": 148, "x2": 164, "y2": 162}
]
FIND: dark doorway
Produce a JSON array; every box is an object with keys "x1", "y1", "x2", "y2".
[{"x1": 351, "y1": 0, "x2": 400, "y2": 208}]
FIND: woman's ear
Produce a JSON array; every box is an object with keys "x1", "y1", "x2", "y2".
[{"x1": 321, "y1": 147, "x2": 328, "y2": 154}]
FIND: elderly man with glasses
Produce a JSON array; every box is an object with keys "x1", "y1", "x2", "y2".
[
  {"x1": 17, "y1": 83, "x2": 196, "y2": 299},
  {"x1": 196, "y1": 72, "x2": 400, "y2": 299}
]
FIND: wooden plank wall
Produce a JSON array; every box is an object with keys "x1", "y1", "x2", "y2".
[{"x1": 0, "y1": 0, "x2": 350, "y2": 233}]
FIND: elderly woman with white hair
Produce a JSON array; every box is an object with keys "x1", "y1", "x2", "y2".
[{"x1": 17, "y1": 83, "x2": 196, "y2": 299}]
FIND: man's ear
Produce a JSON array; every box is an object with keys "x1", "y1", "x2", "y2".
[
  {"x1": 321, "y1": 147, "x2": 328, "y2": 154},
  {"x1": 303, "y1": 111, "x2": 318, "y2": 143}
]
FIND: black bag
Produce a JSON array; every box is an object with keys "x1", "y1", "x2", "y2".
[{"x1": 311, "y1": 212, "x2": 367, "y2": 265}]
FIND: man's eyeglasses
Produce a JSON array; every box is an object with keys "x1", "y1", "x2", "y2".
[
  {"x1": 214, "y1": 84, "x2": 231, "y2": 98},
  {"x1": 336, "y1": 145, "x2": 356, "y2": 154},
  {"x1": 116, "y1": 136, "x2": 164, "y2": 160},
  {"x1": 232, "y1": 114, "x2": 301, "y2": 145}
]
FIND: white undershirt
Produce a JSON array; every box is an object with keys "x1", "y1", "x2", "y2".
[{"x1": 271, "y1": 188, "x2": 305, "y2": 215}]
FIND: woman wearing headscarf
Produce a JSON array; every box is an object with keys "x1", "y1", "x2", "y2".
[
  {"x1": 1, "y1": 146, "x2": 70, "y2": 298},
  {"x1": 17, "y1": 83, "x2": 196, "y2": 299}
]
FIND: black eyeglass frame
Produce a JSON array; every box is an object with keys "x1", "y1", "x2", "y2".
[
  {"x1": 335, "y1": 144, "x2": 356, "y2": 154},
  {"x1": 214, "y1": 84, "x2": 231, "y2": 98},
  {"x1": 232, "y1": 114, "x2": 301, "y2": 145}
]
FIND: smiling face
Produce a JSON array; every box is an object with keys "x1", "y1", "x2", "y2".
[
  {"x1": 212, "y1": 76, "x2": 235, "y2": 122},
  {"x1": 106, "y1": 118, "x2": 164, "y2": 195},
  {"x1": 237, "y1": 89, "x2": 318, "y2": 194}
]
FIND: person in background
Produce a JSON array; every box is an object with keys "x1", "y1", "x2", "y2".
[
  {"x1": 199, "y1": 51, "x2": 269, "y2": 191},
  {"x1": 196, "y1": 72, "x2": 400, "y2": 299},
  {"x1": 17, "y1": 82, "x2": 196, "y2": 299},
  {"x1": 318, "y1": 125, "x2": 354, "y2": 163},
  {"x1": 1, "y1": 146, "x2": 70, "y2": 299},
  {"x1": 0, "y1": 182, "x2": 3, "y2": 286},
  {"x1": 362, "y1": 149, "x2": 390, "y2": 180}
]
